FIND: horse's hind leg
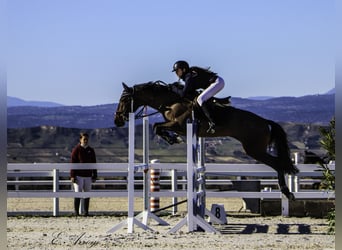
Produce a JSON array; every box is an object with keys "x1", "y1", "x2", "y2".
[
  {"x1": 244, "y1": 148, "x2": 295, "y2": 200},
  {"x1": 277, "y1": 171, "x2": 295, "y2": 200}
]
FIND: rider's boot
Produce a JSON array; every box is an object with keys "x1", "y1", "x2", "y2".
[{"x1": 201, "y1": 102, "x2": 215, "y2": 134}]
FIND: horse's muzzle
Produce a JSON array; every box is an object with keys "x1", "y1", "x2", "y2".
[{"x1": 114, "y1": 114, "x2": 126, "y2": 127}]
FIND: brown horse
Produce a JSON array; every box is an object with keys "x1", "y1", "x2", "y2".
[{"x1": 114, "y1": 81, "x2": 299, "y2": 200}]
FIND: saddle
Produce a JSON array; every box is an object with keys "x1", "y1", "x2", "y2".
[{"x1": 211, "y1": 96, "x2": 231, "y2": 107}]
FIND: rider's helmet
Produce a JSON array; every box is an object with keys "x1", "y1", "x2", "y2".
[{"x1": 172, "y1": 60, "x2": 190, "y2": 72}]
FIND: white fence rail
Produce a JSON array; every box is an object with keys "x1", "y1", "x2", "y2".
[{"x1": 7, "y1": 163, "x2": 335, "y2": 216}]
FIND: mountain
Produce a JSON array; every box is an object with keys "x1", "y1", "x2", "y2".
[
  {"x1": 7, "y1": 96, "x2": 64, "y2": 107},
  {"x1": 7, "y1": 122, "x2": 327, "y2": 163},
  {"x1": 247, "y1": 87, "x2": 335, "y2": 100},
  {"x1": 7, "y1": 94, "x2": 335, "y2": 129},
  {"x1": 247, "y1": 96, "x2": 274, "y2": 101},
  {"x1": 325, "y1": 88, "x2": 335, "y2": 95}
]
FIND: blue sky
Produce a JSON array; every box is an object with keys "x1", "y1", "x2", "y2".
[{"x1": 7, "y1": 0, "x2": 334, "y2": 106}]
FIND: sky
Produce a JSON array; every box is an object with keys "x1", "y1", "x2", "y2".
[{"x1": 7, "y1": 0, "x2": 335, "y2": 106}]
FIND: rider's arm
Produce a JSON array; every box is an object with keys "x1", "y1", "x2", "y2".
[{"x1": 181, "y1": 73, "x2": 195, "y2": 98}]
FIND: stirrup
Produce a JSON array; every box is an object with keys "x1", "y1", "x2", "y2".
[{"x1": 206, "y1": 122, "x2": 216, "y2": 134}]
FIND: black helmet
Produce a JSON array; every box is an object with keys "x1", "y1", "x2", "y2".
[{"x1": 172, "y1": 60, "x2": 189, "y2": 72}]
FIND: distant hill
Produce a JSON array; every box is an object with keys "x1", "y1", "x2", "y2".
[
  {"x1": 231, "y1": 94, "x2": 334, "y2": 125},
  {"x1": 7, "y1": 87, "x2": 335, "y2": 108},
  {"x1": 247, "y1": 87, "x2": 335, "y2": 100},
  {"x1": 247, "y1": 96, "x2": 274, "y2": 101},
  {"x1": 7, "y1": 122, "x2": 327, "y2": 163},
  {"x1": 325, "y1": 88, "x2": 335, "y2": 95},
  {"x1": 7, "y1": 96, "x2": 64, "y2": 107},
  {"x1": 7, "y1": 94, "x2": 335, "y2": 129}
]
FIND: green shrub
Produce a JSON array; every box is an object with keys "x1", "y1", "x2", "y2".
[{"x1": 319, "y1": 117, "x2": 335, "y2": 234}]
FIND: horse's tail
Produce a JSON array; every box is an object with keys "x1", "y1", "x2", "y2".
[{"x1": 268, "y1": 120, "x2": 299, "y2": 175}]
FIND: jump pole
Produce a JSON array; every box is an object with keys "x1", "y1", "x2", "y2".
[
  {"x1": 200, "y1": 134, "x2": 226, "y2": 225},
  {"x1": 135, "y1": 114, "x2": 169, "y2": 226},
  {"x1": 107, "y1": 112, "x2": 153, "y2": 233},
  {"x1": 168, "y1": 119, "x2": 219, "y2": 233}
]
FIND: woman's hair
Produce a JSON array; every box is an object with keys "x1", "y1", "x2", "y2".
[
  {"x1": 190, "y1": 66, "x2": 217, "y2": 76},
  {"x1": 79, "y1": 132, "x2": 89, "y2": 139}
]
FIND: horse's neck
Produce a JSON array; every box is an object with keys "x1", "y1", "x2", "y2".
[
  {"x1": 137, "y1": 86, "x2": 193, "y2": 112},
  {"x1": 143, "y1": 94, "x2": 175, "y2": 111},
  {"x1": 149, "y1": 91, "x2": 183, "y2": 107}
]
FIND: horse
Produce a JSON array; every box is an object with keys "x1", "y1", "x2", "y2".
[{"x1": 114, "y1": 80, "x2": 299, "y2": 200}]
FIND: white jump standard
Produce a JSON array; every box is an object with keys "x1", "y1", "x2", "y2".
[
  {"x1": 135, "y1": 115, "x2": 169, "y2": 226},
  {"x1": 169, "y1": 120, "x2": 222, "y2": 233},
  {"x1": 107, "y1": 113, "x2": 152, "y2": 233}
]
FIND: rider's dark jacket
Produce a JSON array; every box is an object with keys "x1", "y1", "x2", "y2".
[{"x1": 181, "y1": 67, "x2": 218, "y2": 99}]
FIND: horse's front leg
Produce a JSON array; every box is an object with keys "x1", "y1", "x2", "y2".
[{"x1": 153, "y1": 121, "x2": 184, "y2": 145}]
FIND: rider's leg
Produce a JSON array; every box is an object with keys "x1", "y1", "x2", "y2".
[
  {"x1": 197, "y1": 76, "x2": 225, "y2": 134},
  {"x1": 201, "y1": 101, "x2": 216, "y2": 134}
]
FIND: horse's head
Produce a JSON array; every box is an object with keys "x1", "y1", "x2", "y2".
[
  {"x1": 114, "y1": 80, "x2": 189, "y2": 127},
  {"x1": 114, "y1": 82, "x2": 135, "y2": 127}
]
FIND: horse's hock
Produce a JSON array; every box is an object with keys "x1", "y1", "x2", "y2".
[{"x1": 232, "y1": 180, "x2": 261, "y2": 213}]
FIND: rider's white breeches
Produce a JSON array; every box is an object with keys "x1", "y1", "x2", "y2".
[{"x1": 197, "y1": 76, "x2": 225, "y2": 106}]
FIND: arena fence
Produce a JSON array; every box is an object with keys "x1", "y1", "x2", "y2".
[{"x1": 7, "y1": 162, "x2": 335, "y2": 216}]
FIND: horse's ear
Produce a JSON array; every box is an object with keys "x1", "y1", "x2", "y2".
[
  {"x1": 122, "y1": 82, "x2": 132, "y2": 93},
  {"x1": 122, "y1": 82, "x2": 128, "y2": 89}
]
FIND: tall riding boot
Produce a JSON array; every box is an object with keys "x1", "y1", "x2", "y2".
[
  {"x1": 74, "y1": 198, "x2": 80, "y2": 216},
  {"x1": 84, "y1": 198, "x2": 90, "y2": 216},
  {"x1": 201, "y1": 102, "x2": 216, "y2": 134}
]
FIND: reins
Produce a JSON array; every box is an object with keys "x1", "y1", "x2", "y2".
[{"x1": 134, "y1": 106, "x2": 160, "y2": 119}]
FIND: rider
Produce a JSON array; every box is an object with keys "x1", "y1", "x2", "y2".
[{"x1": 172, "y1": 60, "x2": 225, "y2": 134}]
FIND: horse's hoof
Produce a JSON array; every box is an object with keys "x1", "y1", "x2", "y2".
[
  {"x1": 175, "y1": 136, "x2": 184, "y2": 143},
  {"x1": 287, "y1": 192, "x2": 296, "y2": 201}
]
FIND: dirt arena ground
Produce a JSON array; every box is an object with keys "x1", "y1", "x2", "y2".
[{"x1": 7, "y1": 197, "x2": 335, "y2": 250}]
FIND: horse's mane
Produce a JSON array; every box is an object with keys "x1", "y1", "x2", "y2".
[
  {"x1": 134, "y1": 81, "x2": 198, "y2": 99},
  {"x1": 134, "y1": 81, "x2": 169, "y2": 91}
]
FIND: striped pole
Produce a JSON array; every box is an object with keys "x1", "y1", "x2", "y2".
[{"x1": 150, "y1": 159, "x2": 160, "y2": 212}]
